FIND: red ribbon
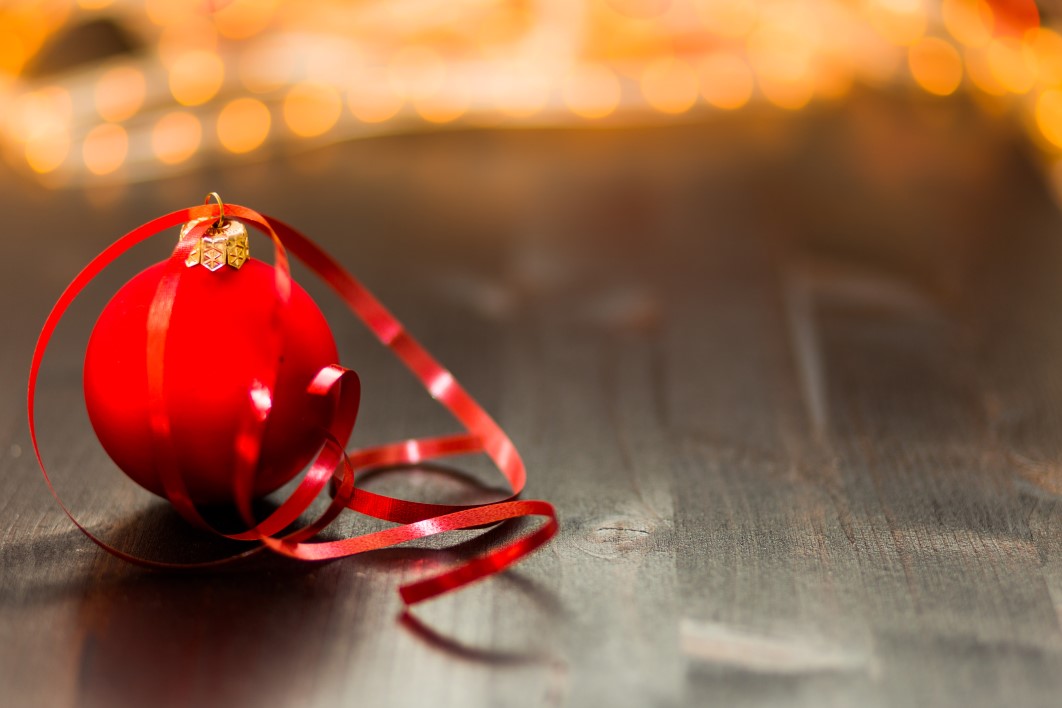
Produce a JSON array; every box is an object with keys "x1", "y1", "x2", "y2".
[{"x1": 28, "y1": 203, "x2": 558, "y2": 605}]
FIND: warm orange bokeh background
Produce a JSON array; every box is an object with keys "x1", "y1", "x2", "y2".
[{"x1": 0, "y1": 0, "x2": 1058, "y2": 185}]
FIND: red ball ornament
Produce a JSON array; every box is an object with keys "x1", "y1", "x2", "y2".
[{"x1": 83, "y1": 217, "x2": 338, "y2": 505}]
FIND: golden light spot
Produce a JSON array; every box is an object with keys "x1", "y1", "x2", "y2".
[
  {"x1": 238, "y1": 38, "x2": 291, "y2": 94},
  {"x1": 562, "y1": 65, "x2": 621, "y2": 120},
  {"x1": 641, "y1": 56, "x2": 699, "y2": 114},
  {"x1": 495, "y1": 69, "x2": 550, "y2": 118},
  {"x1": 868, "y1": 0, "x2": 927, "y2": 46},
  {"x1": 217, "y1": 97, "x2": 270, "y2": 153},
  {"x1": 77, "y1": 0, "x2": 115, "y2": 8},
  {"x1": 39, "y1": 85, "x2": 73, "y2": 121},
  {"x1": 95, "y1": 65, "x2": 145, "y2": 122},
  {"x1": 283, "y1": 83, "x2": 341, "y2": 137},
  {"x1": 693, "y1": 0, "x2": 757, "y2": 38},
  {"x1": 152, "y1": 111, "x2": 201, "y2": 165},
  {"x1": 169, "y1": 50, "x2": 224, "y2": 106},
  {"x1": 8, "y1": 87, "x2": 72, "y2": 144},
  {"x1": 414, "y1": 79, "x2": 467, "y2": 124},
  {"x1": 850, "y1": 37, "x2": 902, "y2": 86},
  {"x1": 24, "y1": 126, "x2": 69, "y2": 173},
  {"x1": 908, "y1": 37, "x2": 963, "y2": 96},
  {"x1": 1036, "y1": 89, "x2": 1062, "y2": 149},
  {"x1": 1030, "y1": 28, "x2": 1062, "y2": 86},
  {"x1": 747, "y1": 13, "x2": 816, "y2": 92},
  {"x1": 157, "y1": 17, "x2": 218, "y2": 68},
  {"x1": 348, "y1": 73, "x2": 403, "y2": 123},
  {"x1": 0, "y1": 27, "x2": 26, "y2": 75},
  {"x1": 211, "y1": 0, "x2": 278, "y2": 40},
  {"x1": 388, "y1": 46, "x2": 446, "y2": 101},
  {"x1": 82, "y1": 123, "x2": 127, "y2": 176},
  {"x1": 747, "y1": 11, "x2": 816, "y2": 110},
  {"x1": 477, "y1": 5, "x2": 535, "y2": 55},
  {"x1": 965, "y1": 47, "x2": 1007, "y2": 95},
  {"x1": 758, "y1": 74, "x2": 814, "y2": 110},
  {"x1": 987, "y1": 37, "x2": 1037, "y2": 93},
  {"x1": 815, "y1": 63, "x2": 854, "y2": 100},
  {"x1": 145, "y1": 0, "x2": 193, "y2": 26},
  {"x1": 941, "y1": 0, "x2": 993, "y2": 48},
  {"x1": 699, "y1": 52, "x2": 753, "y2": 110},
  {"x1": 606, "y1": 0, "x2": 670, "y2": 19},
  {"x1": 306, "y1": 43, "x2": 360, "y2": 86}
]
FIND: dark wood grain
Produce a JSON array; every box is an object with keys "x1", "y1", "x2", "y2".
[{"x1": 4, "y1": 92, "x2": 1062, "y2": 707}]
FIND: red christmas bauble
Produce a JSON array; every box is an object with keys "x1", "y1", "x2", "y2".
[{"x1": 84, "y1": 257, "x2": 338, "y2": 504}]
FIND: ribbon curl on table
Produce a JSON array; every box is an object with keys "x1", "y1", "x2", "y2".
[{"x1": 28, "y1": 202, "x2": 558, "y2": 605}]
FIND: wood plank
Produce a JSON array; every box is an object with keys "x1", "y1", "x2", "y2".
[{"x1": 4, "y1": 97, "x2": 1062, "y2": 707}]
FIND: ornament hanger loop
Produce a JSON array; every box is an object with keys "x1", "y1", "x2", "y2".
[{"x1": 205, "y1": 192, "x2": 226, "y2": 229}]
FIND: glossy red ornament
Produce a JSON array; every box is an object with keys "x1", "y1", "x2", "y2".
[
  {"x1": 32, "y1": 201, "x2": 557, "y2": 606},
  {"x1": 83, "y1": 257, "x2": 338, "y2": 504}
]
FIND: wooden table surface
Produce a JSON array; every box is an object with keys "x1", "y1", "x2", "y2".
[{"x1": 4, "y1": 92, "x2": 1062, "y2": 708}]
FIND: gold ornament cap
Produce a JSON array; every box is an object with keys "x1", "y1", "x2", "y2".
[{"x1": 181, "y1": 193, "x2": 249, "y2": 271}]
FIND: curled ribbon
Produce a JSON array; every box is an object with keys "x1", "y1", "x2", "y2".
[{"x1": 28, "y1": 202, "x2": 558, "y2": 605}]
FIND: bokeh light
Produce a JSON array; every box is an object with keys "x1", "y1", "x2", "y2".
[
  {"x1": 965, "y1": 46, "x2": 1007, "y2": 95},
  {"x1": 941, "y1": 0, "x2": 993, "y2": 48},
  {"x1": 495, "y1": 68, "x2": 551, "y2": 118},
  {"x1": 348, "y1": 72, "x2": 404, "y2": 124},
  {"x1": 699, "y1": 52, "x2": 754, "y2": 110},
  {"x1": 414, "y1": 77, "x2": 468, "y2": 124},
  {"x1": 8, "y1": 87, "x2": 73, "y2": 145},
  {"x1": 211, "y1": 0, "x2": 279, "y2": 40},
  {"x1": 562, "y1": 65, "x2": 621, "y2": 120},
  {"x1": 238, "y1": 36, "x2": 293, "y2": 94},
  {"x1": 693, "y1": 0, "x2": 758, "y2": 38},
  {"x1": 25, "y1": 126, "x2": 69, "y2": 174},
  {"x1": 747, "y1": 5, "x2": 818, "y2": 110},
  {"x1": 82, "y1": 123, "x2": 127, "y2": 176},
  {"x1": 1036, "y1": 89, "x2": 1062, "y2": 149},
  {"x1": 95, "y1": 66, "x2": 145, "y2": 122},
  {"x1": 986, "y1": 37, "x2": 1037, "y2": 93},
  {"x1": 908, "y1": 37, "x2": 963, "y2": 96},
  {"x1": 1031, "y1": 28, "x2": 1062, "y2": 86},
  {"x1": 2, "y1": 0, "x2": 1062, "y2": 181},
  {"x1": 145, "y1": 0, "x2": 194, "y2": 27},
  {"x1": 152, "y1": 111, "x2": 202, "y2": 165},
  {"x1": 869, "y1": 0, "x2": 928, "y2": 46},
  {"x1": 217, "y1": 97, "x2": 271, "y2": 153},
  {"x1": 389, "y1": 46, "x2": 447, "y2": 102},
  {"x1": 284, "y1": 83, "x2": 342, "y2": 137},
  {"x1": 607, "y1": 0, "x2": 671, "y2": 20},
  {"x1": 641, "y1": 57, "x2": 699, "y2": 115},
  {"x1": 758, "y1": 73, "x2": 814, "y2": 110},
  {"x1": 169, "y1": 50, "x2": 225, "y2": 107},
  {"x1": 157, "y1": 16, "x2": 218, "y2": 69}
]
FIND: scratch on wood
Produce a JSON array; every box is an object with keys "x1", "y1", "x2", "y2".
[
  {"x1": 680, "y1": 619, "x2": 872, "y2": 675},
  {"x1": 573, "y1": 516, "x2": 658, "y2": 559},
  {"x1": 783, "y1": 258, "x2": 942, "y2": 445},
  {"x1": 783, "y1": 268, "x2": 829, "y2": 444}
]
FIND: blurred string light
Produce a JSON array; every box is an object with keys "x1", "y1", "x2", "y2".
[{"x1": 0, "y1": 0, "x2": 1059, "y2": 183}]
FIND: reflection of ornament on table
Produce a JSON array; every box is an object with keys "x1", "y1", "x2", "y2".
[{"x1": 30, "y1": 194, "x2": 558, "y2": 605}]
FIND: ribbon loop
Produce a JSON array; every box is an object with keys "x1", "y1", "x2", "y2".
[{"x1": 28, "y1": 204, "x2": 557, "y2": 604}]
